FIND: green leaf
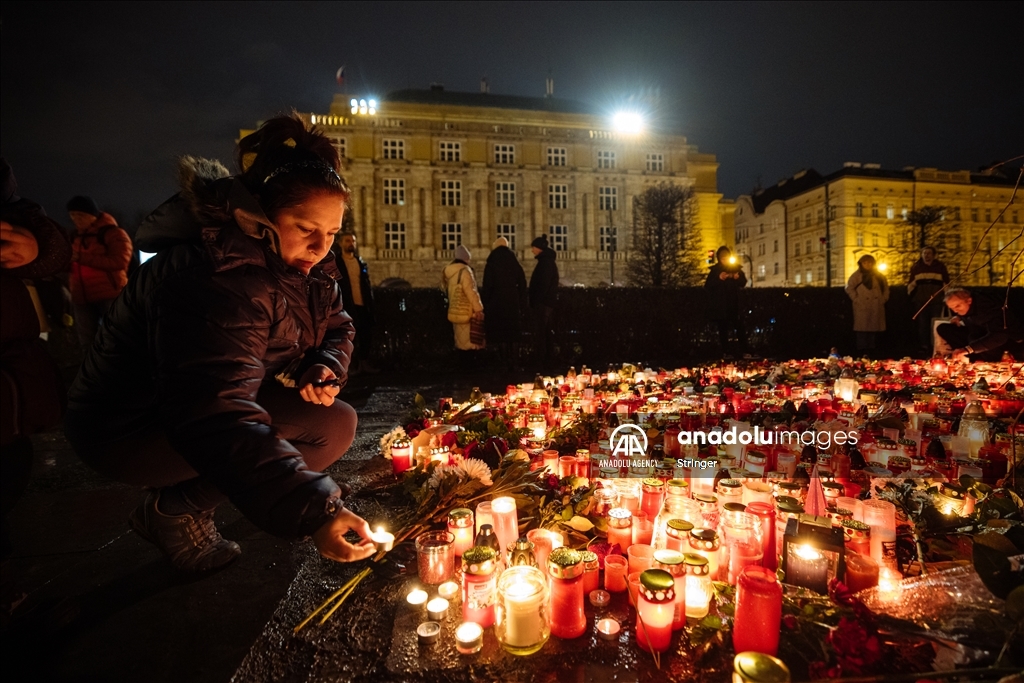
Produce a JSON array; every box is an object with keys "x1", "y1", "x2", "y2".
[
  {"x1": 700, "y1": 615, "x2": 723, "y2": 630},
  {"x1": 414, "y1": 393, "x2": 426, "y2": 409},
  {"x1": 718, "y1": 603, "x2": 736, "y2": 617}
]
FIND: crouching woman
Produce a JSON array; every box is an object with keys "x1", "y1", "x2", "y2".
[{"x1": 65, "y1": 115, "x2": 375, "y2": 572}]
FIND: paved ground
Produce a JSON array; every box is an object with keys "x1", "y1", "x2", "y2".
[{"x1": 0, "y1": 372, "x2": 524, "y2": 683}]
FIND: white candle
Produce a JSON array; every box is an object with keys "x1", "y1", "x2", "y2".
[
  {"x1": 491, "y1": 497, "x2": 519, "y2": 560},
  {"x1": 596, "y1": 617, "x2": 621, "y2": 640},
  {"x1": 438, "y1": 581, "x2": 459, "y2": 601},
  {"x1": 455, "y1": 621, "x2": 483, "y2": 654},
  {"x1": 427, "y1": 597, "x2": 449, "y2": 621},
  {"x1": 372, "y1": 527, "x2": 394, "y2": 552},
  {"x1": 503, "y1": 578, "x2": 544, "y2": 647},
  {"x1": 407, "y1": 588, "x2": 428, "y2": 609}
]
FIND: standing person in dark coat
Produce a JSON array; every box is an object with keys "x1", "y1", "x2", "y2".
[
  {"x1": 937, "y1": 287, "x2": 1024, "y2": 362},
  {"x1": 66, "y1": 195, "x2": 133, "y2": 347},
  {"x1": 482, "y1": 237, "x2": 527, "y2": 370},
  {"x1": 528, "y1": 234, "x2": 559, "y2": 369},
  {"x1": 63, "y1": 116, "x2": 376, "y2": 573},
  {"x1": 907, "y1": 246, "x2": 950, "y2": 355},
  {"x1": 703, "y1": 246, "x2": 747, "y2": 356},
  {"x1": 333, "y1": 232, "x2": 377, "y2": 374},
  {"x1": 1, "y1": 158, "x2": 71, "y2": 557}
]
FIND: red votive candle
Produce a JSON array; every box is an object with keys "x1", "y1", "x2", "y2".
[
  {"x1": 604, "y1": 555, "x2": 628, "y2": 593},
  {"x1": 845, "y1": 552, "x2": 880, "y2": 593},
  {"x1": 581, "y1": 551, "x2": 600, "y2": 596},
  {"x1": 548, "y1": 548, "x2": 586, "y2": 639},
  {"x1": 732, "y1": 565, "x2": 782, "y2": 656},
  {"x1": 462, "y1": 546, "x2": 497, "y2": 628},
  {"x1": 632, "y1": 511, "x2": 654, "y2": 546},
  {"x1": 607, "y1": 508, "x2": 633, "y2": 554},
  {"x1": 636, "y1": 569, "x2": 675, "y2": 653},
  {"x1": 745, "y1": 501, "x2": 777, "y2": 572},
  {"x1": 641, "y1": 479, "x2": 665, "y2": 520}
]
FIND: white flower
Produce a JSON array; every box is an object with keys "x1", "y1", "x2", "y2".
[
  {"x1": 456, "y1": 458, "x2": 493, "y2": 487},
  {"x1": 379, "y1": 426, "x2": 407, "y2": 460},
  {"x1": 427, "y1": 464, "x2": 461, "y2": 490}
]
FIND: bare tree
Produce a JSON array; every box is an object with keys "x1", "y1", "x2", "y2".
[
  {"x1": 626, "y1": 183, "x2": 704, "y2": 287},
  {"x1": 894, "y1": 206, "x2": 962, "y2": 282}
]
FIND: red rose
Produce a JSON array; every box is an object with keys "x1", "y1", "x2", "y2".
[{"x1": 440, "y1": 431, "x2": 458, "y2": 448}]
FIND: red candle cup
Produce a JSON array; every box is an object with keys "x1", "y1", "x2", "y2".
[
  {"x1": 462, "y1": 546, "x2": 498, "y2": 627},
  {"x1": 732, "y1": 565, "x2": 782, "y2": 656},
  {"x1": 636, "y1": 569, "x2": 676, "y2": 653},
  {"x1": 415, "y1": 531, "x2": 456, "y2": 585},
  {"x1": 604, "y1": 554, "x2": 629, "y2": 593},
  {"x1": 548, "y1": 548, "x2": 587, "y2": 639},
  {"x1": 607, "y1": 507, "x2": 633, "y2": 554},
  {"x1": 581, "y1": 551, "x2": 600, "y2": 596},
  {"x1": 632, "y1": 511, "x2": 654, "y2": 546},
  {"x1": 844, "y1": 552, "x2": 880, "y2": 593}
]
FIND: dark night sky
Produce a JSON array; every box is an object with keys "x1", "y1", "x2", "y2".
[{"x1": 2, "y1": 1, "x2": 1020, "y2": 224}]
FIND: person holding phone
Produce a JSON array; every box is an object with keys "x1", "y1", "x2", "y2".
[{"x1": 64, "y1": 115, "x2": 374, "y2": 573}]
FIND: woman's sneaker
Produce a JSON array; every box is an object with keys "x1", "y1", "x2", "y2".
[{"x1": 128, "y1": 491, "x2": 241, "y2": 573}]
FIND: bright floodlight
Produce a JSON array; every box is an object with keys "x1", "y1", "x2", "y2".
[
  {"x1": 878, "y1": 262, "x2": 888, "y2": 272},
  {"x1": 612, "y1": 111, "x2": 644, "y2": 135}
]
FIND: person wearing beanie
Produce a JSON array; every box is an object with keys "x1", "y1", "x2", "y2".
[
  {"x1": 66, "y1": 195, "x2": 133, "y2": 347},
  {"x1": 482, "y1": 236, "x2": 526, "y2": 370},
  {"x1": 442, "y1": 243, "x2": 485, "y2": 367},
  {"x1": 528, "y1": 233, "x2": 559, "y2": 369}
]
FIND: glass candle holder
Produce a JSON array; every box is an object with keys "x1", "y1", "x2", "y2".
[
  {"x1": 732, "y1": 565, "x2": 782, "y2": 656},
  {"x1": 652, "y1": 549, "x2": 687, "y2": 631},
  {"x1": 558, "y1": 455, "x2": 576, "y2": 478},
  {"x1": 607, "y1": 507, "x2": 633, "y2": 554},
  {"x1": 495, "y1": 566, "x2": 550, "y2": 656},
  {"x1": 548, "y1": 548, "x2": 586, "y2": 639},
  {"x1": 742, "y1": 480, "x2": 774, "y2": 506},
  {"x1": 636, "y1": 569, "x2": 676, "y2": 653},
  {"x1": 745, "y1": 501, "x2": 776, "y2": 572},
  {"x1": 448, "y1": 508, "x2": 475, "y2": 557},
  {"x1": 462, "y1": 546, "x2": 498, "y2": 627},
  {"x1": 491, "y1": 496, "x2": 519, "y2": 561},
  {"x1": 684, "y1": 553, "x2": 712, "y2": 618},
  {"x1": 861, "y1": 499, "x2": 897, "y2": 568},
  {"x1": 627, "y1": 542, "x2": 655, "y2": 575},
  {"x1": 632, "y1": 510, "x2": 654, "y2": 546},
  {"x1": 581, "y1": 550, "x2": 600, "y2": 596},
  {"x1": 689, "y1": 528, "x2": 720, "y2": 581},
  {"x1": 475, "y1": 501, "x2": 493, "y2": 535},
  {"x1": 592, "y1": 488, "x2": 619, "y2": 517},
  {"x1": 415, "y1": 531, "x2": 455, "y2": 585},
  {"x1": 526, "y1": 528, "x2": 561, "y2": 577},
  {"x1": 627, "y1": 571, "x2": 643, "y2": 607},
  {"x1": 542, "y1": 449, "x2": 559, "y2": 474},
  {"x1": 641, "y1": 479, "x2": 666, "y2": 520},
  {"x1": 391, "y1": 438, "x2": 413, "y2": 475},
  {"x1": 604, "y1": 554, "x2": 629, "y2": 593},
  {"x1": 695, "y1": 493, "x2": 720, "y2": 530},
  {"x1": 665, "y1": 519, "x2": 695, "y2": 552},
  {"x1": 455, "y1": 621, "x2": 483, "y2": 655},
  {"x1": 844, "y1": 551, "x2": 880, "y2": 593}
]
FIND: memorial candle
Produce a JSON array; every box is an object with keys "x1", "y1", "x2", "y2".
[
  {"x1": 787, "y1": 544, "x2": 829, "y2": 594},
  {"x1": 475, "y1": 501, "x2": 493, "y2": 535},
  {"x1": 844, "y1": 552, "x2": 880, "y2": 593},
  {"x1": 732, "y1": 566, "x2": 782, "y2": 656},
  {"x1": 607, "y1": 508, "x2": 633, "y2": 554},
  {"x1": 526, "y1": 528, "x2": 560, "y2": 577},
  {"x1": 684, "y1": 553, "x2": 712, "y2": 619},
  {"x1": 461, "y1": 546, "x2": 498, "y2": 627},
  {"x1": 581, "y1": 551, "x2": 600, "y2": 595},
  {"x1": 491, "y1": 496, "x2": 519, "y2": 561},
  {"x1": 415, "y1": 531, "x2": 455, "y2": 585},
  {"x1": 448, "y1": 508, "x2": 475, "y2": 557},
  {"x1": 640, "y1": 479, "x2": 665, "y2": 520},
  {"x1": 390, "y1": 438, "x2": 413, "y2": 475},
  {"x1": 628, "y1": 543, "x2": 654, "y2": 575},
  {"x1": 745, "y1": 502, "x2": 776, "y2": 572},
  {"x1": 632, "y1": 511, "x2": 654, "y2": 546},
  {"x1": 542, "y1": 450, "x2": 559, "y2": 474},
  {"x1": 653, "y1": 549, "x2": 687, "y2": 630},
  {"x1": 548, "y1": 548, "x2": 586, "y2": 639},
  {"x1": 604, "y1": 554, "x2": 628, "y2": 593},
  {"x1": 495, "y1": 566, "x2": 549, "y2": 655},
  {"x1": 636, "y1": 569, "x2": 675, "y2": 653}
]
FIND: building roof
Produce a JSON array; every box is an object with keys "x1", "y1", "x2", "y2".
[
  {"x1": 384, "y1": 87, "x2": 599, "y2": 116},
  {"x1": 748, "y1": 164, "x2": 1017, "y2": 214}
]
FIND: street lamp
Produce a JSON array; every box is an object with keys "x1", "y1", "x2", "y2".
[{"x1": 612, "y1": 111, "x2": 645, "y2": 135}]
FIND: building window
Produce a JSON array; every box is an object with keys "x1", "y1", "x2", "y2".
[
  {"x1": 645, "y1": 153, "x2": 664, "y2": 172},
  {"x1": 887, "y1": 232, "x2": 894, "y2": 247},
  {"x1": 828, "y1": 205, "x2": 837, "y2": 220},
  {"x1": 547, "y1": 147, "x2": 567, "y2": 166},
  {"x1": 818, "y1": 238, "x2": 825, "y2": 252},
  {"x1": 794, "y1": 217, "x2": 801, "y2": 230},
  {"x1": 599, "y1": 226, "x2": 617, "y2": 252},
  {"x1": 886, "y1": 203, "x2": 895, "y2": 219},
  {"x1": 383, "y1": 178, "x2": 405, "y2": 205},
  {"x1": 382, "y1": 139, "x2": 405, "y2": 160},
  {"x1": 759, "y1": 223, "x2": 764, "y2": 234},
  {"x1": 494, "y1": 144, "x2": 515, "y2": 164},
  {"x1": 773, "y1": 240, "x2": 778, "y2": 252},
  {"x1": 902, "y1": 205, "x2": 909, "y2": 219},
  {"x1": 1014, "y1": 210, "x2": 1020, "y2": 224},
  {"x1": 549, "y1": 184, "x2": 569, "y2": 210},
  {"x1": 855, "y1": 202, "x2": 864, "y2": 217},
  {"x1": 872, "y1": 233, "x2": 879, "y2": 247},
  {"x1": 985, "y1": 208, "x2": 992, "y2": 223},
  {"x1": 953, "y1": 206, "x2": 961, "y2": 220},
  {"x1": 597, "y1": 150, "x2": 616, "y2": 169},
  {"x1": 871, "y1": 203, "x2": 879, "y2": 218},
  {"x1": 795, "y1": 273, "x2": 803, "y2": 284},
  {"x1": 817, "y1": 209, "x2": 824, "y2": 225},
  {"x1": 856, "y1": 232, "x2": 864, "y2": 246},
  {"x1": 495, "y1": 182, "x2": 516, "y2": 207},
  {"x1": 384, "y1": 222, "x2": 406, "y2": 250},
  {"x1": 496, "y1": 224, "x2": 516, "y2": 250},
  {"x1": 549, "y1": 225, "x2": 568, "y2": 251},
  {"x1": 794, "y1": 242, "x2": 801, "y2": 256},
  {"x1": 805, "y1": 240, "x2": 811, "y2": 254},
  {"x1": 806, "y1": 270, "x2": 813, "y2": 284},
  {"x1": 441, "y1": 223, "x2": 462, "y2": 251},
  {"x1": 598, "y1": 186, "x2": 618, "y2": 211},
  {"x1": 971, "y1": 207, "x2": 979, "y2": 222},
  {"x1": 817, "y1": 265, "x2": 824, "y2": 282},
  {"x1": 440, "y1": 180, "x2": 462, "y2": 206},
  {"x1": 326, "y1": 136, "x2": 346, "y2": 159},
  {"x1": 439, "y1": 141, "x2": 461, "y2": 162},
  {"x1": 773, "y1": 262, "x2": 779, "y2": 275},
  {"x1": 758, "y1": 264, "x2": 766, "y2": 278}
]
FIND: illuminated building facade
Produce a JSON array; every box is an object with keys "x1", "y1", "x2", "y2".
[{"x1": 245, "y1": 86, "x2": 732, "y2": 286}]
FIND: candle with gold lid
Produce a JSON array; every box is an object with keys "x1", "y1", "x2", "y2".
[
  {"x1": 607, "y1": 507, "x2": 633, "y2": 554},
  {"x1": 652, "y1": 549, "x2": 687, "y2": 630},
  {"x1": 462, "y1": 546, "x2": 498, "y2": 627},
  {"x1": 635, "y1": 569, "x2": 675, "y2": 653},
  {"x1": 683, "y1": 553, "x2": 712, "y2": 618},
  {"x1": 548, "y1": 547, "x2": 586, "y2": 639},
  {"x1": 448, "y1": 508, "x2": 475, "y2": 557},
  {"x1": 733, "y1": 651, "x2": 791, "y2": 683},
  {"x1": 665, "y1": 518, "x2": 694, "y2": 552},
  {"x1": 688, "y1": 528, "x2": 720, "y2": 580}
]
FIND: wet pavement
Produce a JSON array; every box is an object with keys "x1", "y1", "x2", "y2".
[{"x1": 1, "y1": 372, "x2": 733, "y2": 683}]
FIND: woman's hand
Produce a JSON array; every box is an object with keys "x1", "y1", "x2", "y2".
[
  {"x1": 0, "y1": 220, "x2": 40, "y2": 269},
  {"x1": 298, "y1": 364, "x2": 341, "y2": 406},
  {"x1": 312, "y1": 507, "x2": 377, "y2": 562}
]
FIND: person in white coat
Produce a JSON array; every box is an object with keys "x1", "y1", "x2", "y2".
[
  {"x1": 442, "y1": 245, "x2": 484, "y2": 366},
  {"x1": 845, "y1": 254, "x2": 889, "y2": 354}
]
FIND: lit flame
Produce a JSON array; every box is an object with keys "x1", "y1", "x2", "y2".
[{"x1": 794, "y1": 544, "x2": 822, "y2": 561}]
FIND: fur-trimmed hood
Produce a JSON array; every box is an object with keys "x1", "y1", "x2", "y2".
[{"x1": 135, "y1": 156, "x2": 282, "y2": 256}]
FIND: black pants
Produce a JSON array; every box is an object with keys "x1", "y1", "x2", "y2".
[
  {"x1": 935, "y1": 323, "x2": 1010, "y2": 362},
  {"x1": 348, "y1": 304, "x2": 374, "y2": 367},
  {"x1": 532, "y1": 306, "x2": 554, "y2": 367},
  {"x1": 65, "y1": 382, "x2": 357, "y2": 512}
]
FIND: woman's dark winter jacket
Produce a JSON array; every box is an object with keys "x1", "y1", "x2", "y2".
[
  {"x1": 0, "y1": 158, "x2": 71, "y2": 446},
  {"x1": 67, "y1": 157, "x2": 354, "y2": 538},
  {"x1": 528, "y1": 247, "x2": 559, "y2": 309},
  {"x1": 481, "y1": 245, "x2": 527, "y2": 342},
  {"x1": 703, "y1": 262, "x2": 747, "y2": 320}
]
